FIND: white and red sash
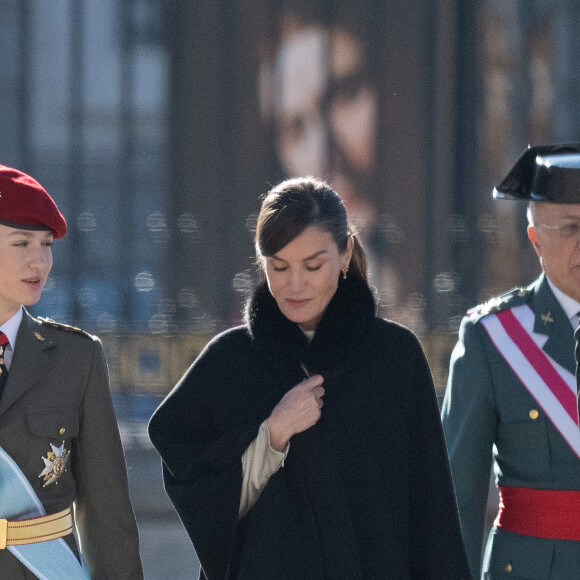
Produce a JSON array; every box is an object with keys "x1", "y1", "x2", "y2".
[{"x1": 480, "y1": 304, "x2": 580, "y2": 459}]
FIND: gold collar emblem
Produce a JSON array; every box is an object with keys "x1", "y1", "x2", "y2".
[
  {"x1": 541, "y1": 311, "x2": 554, "y2": 325},
  {"x1": 39, "y1": 442, "x2": 70, "y2": 487}
]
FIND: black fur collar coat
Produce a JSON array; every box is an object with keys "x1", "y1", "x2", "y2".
[{"x1": 149, "y1": 275, "x2": 471, "y2": 579}]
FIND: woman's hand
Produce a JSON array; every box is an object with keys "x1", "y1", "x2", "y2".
[{"x1": 266, "y1": 375, "x2": 325, "y2": 452}]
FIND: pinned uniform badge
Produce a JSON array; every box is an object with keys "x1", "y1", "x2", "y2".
[
  {"x1": 34, "y1": 332, "x2": 46, "y2": 342},
  {"x1": 39, "y1": 441, "x2": 69, "y2": 487},
  {"x1": 541, "y1": 311, "x2": 554, "y2": 325}
]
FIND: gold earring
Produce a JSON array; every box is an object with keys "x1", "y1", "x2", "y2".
[{"x1": 342, "y1": 265, "x2": 349, "y2": 280}]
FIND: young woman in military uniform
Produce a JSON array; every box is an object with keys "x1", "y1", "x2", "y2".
[{"x1": 0, "y1": 164, "x2": 143, "y2": 579}]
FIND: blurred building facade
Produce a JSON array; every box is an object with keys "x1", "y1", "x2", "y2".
[
  {"x1": 1, "y1": 0, "x2": 579, "y2": 395},
  {"x1": 0, "y1": 0, "x2": 167, "y2": 333}
]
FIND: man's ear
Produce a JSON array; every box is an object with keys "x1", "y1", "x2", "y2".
[{"x1": 527, "y1": 224, "x2": 541, "y2": 257}]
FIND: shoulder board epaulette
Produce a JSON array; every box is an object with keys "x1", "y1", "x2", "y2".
[
  {"x1": 38, "y1": 317, "x2": 94, "y2": 339},
  {"x1": 467, "y1": 285, "x2": 531, "y2": 319}
]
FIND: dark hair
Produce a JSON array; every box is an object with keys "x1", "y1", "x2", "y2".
[{"x1": 255, "y1": 176, "x2": 368, "y2": 282}]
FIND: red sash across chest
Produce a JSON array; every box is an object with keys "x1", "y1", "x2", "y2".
[
  {"x1": 480, "y1": 304, "x2": 580, "y2": 540},
  {"x1": 480, "y1": 304, "x2": 580, "y2": 457}
]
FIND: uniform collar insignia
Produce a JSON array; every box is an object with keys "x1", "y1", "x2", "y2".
[
  {"x1": 34, "y1": 332, "x2": 46, "y2": 341},
  {"x1": 39, "y1": 441, "x2": 69, "y2": 487},
  {"x1": 475, "y1": 296, "x2": 505, "y2": 316},
  {"x1": 541, "y1": 311, "x2": 554, "y2": 325}
]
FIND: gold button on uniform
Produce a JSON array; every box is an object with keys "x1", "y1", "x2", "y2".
[
  {"x1": 505, "y1": 563, "x2": 513, "y2": 572},
  {"x1": 529, "y1": 409, "x2": 539, "y2": 420},
  {"x1": 59, "y1": 428, "x2": 66, "y2": 436}
]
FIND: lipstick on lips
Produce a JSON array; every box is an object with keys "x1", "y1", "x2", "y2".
[{"x1": 286, "y1": 298, "x2": 311, "y2": 308}]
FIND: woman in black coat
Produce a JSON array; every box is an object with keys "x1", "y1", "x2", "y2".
[{"x1": 149, "y1": 177, "x2": 470, "y2": 579}]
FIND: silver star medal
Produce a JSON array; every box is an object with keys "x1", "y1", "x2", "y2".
[{"x1": 39, "y1": 441, "x2": 70, "y2": 487}]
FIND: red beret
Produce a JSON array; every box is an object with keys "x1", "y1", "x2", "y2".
[{"x1": 0, "y1": 164, "x2": 67, "y2": 239}]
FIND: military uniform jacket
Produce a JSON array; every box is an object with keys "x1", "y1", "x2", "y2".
[
  {"x1": 0, "y1": 309, "x2": 143, "y2": 579},
  {"x1": 442, "y1": 273, "x2": 580, "y2": 579}
]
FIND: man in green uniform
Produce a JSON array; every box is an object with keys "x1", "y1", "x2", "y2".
[
  {"x1": 442, "y1": 144, "x2": 580, "y2": 579},
  {"x1": 0, "y1": 164, "x2": 143, "y2": 578}
]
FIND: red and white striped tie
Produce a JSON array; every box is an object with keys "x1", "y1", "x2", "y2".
[{"x1": 0, "y1": 331, "x2": 9, "y2": 399}]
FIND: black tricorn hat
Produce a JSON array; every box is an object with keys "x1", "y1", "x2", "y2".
[{"x1": 493, "y1": 143, "x2": 580, "y2": 203}]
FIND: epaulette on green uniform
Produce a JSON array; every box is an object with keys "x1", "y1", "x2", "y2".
[
  {"x1": 37, "y1": 317, "x2": 95, "y2": 340},
  {"x1": 467, "y1": 285, "x2": 532, "y2": 322}
]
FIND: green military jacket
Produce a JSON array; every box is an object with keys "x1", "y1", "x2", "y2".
[
  {"x1": 0, "y1": 309, "x2": 143, "y2": 579},
  {"x1": 442, "y1": 273, "x2": 580, "y2": 580}
]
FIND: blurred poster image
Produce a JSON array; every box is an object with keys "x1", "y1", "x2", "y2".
[{"x1": 259, "y1": 10, "x2": 409, "y2": 327}]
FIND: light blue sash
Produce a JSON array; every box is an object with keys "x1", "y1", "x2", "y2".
[{"x1": 0, "y1": 445, "x2": 90, "y2": 579}]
